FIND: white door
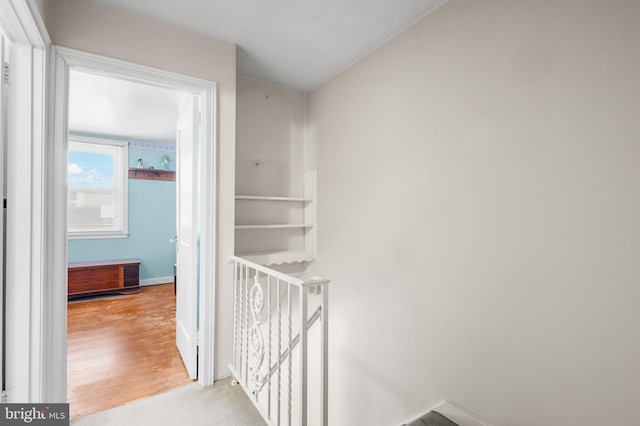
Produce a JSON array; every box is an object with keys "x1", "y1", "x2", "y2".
[{"x1": 176, "y1": 94, "x2": 199, "y2": 379}]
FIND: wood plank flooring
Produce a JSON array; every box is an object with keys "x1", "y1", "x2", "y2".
[{"x1": 67, "y1": 284, "x2": 192, "y2": 420}]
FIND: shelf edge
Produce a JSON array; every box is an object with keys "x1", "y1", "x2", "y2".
[
  {"x1": 235, "y1": 224, "x2": 313, "y2": 229},
  {"x1": 236, "y1": 250, "x2": 315, "y2": 265},
  {"x1": 235, "y1": 195, "x2": 308, "y2": 202}
]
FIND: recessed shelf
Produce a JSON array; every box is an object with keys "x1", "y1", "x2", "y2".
[
  {"x1": 235, "y1": 224, "x2": 313, "y2": 230},
  {"x1": 235, "y1": 195, "x2": 308, "y2": 202},
  {"x1": 236, "y1": 250, "x2": 314, "y2": 265},
  {"x1": 234, "y1": 171, "x2": 317, "y2": 266}
]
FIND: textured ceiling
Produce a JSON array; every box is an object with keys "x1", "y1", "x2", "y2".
[{"x1": 93, "y1": 0, "x2": 445, "y2": 91}]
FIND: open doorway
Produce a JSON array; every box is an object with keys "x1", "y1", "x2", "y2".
[{"x1": 65, "y1": 70, "x2": 197, "y2": 419}]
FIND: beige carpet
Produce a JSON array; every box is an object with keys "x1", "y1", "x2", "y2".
[{"x1": 71, "y1": 377, "x2": 266, "y2": 426}]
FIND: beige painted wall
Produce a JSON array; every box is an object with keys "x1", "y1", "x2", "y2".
[
  {"x1": 236, "y1": 75, "x2": 305, "y2": 197},
  {"x1": 235, "y1": 76, "x2": 307, "y2": 264},
  {"x1": 45, "y1": 0, "x2": 236, "y2": 381},
  {"x1": 307, "y1": 0, "x2": 640, "y2": 424}
]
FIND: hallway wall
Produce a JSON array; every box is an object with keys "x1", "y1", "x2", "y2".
[{"x1": 306, "y1": 1, "x2": 640, "y2": 424}]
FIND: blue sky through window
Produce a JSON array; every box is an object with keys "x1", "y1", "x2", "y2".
[{"x1": 68, "y1": 151, "x2": 114, "y2": 189}]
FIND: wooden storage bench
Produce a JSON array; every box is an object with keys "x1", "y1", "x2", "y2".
[{"x1": 68, "y1": 259, "x2": 141, "y2": 299}]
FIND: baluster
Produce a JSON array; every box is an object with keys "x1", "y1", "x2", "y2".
[
  {"x1": 249, "y1": 272, "x2": 265, "y2": 399},
  {"x1": 244, "y1": 264, "x2": 250, "y2": 385},
  {"x1": 239, "y1": 262, "x2": 245, "y2": 381}
]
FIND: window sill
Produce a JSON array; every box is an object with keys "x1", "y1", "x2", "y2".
[{"x1": 68, "y1": 232, "x2": 129, "y2": 240}]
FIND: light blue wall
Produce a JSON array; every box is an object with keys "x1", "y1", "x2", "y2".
[{"x1": 68, "y1": 135, "x2": 177, "y2": 282}]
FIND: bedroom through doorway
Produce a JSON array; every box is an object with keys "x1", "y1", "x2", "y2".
[{"x1": 65, "y1": 69, "x2": 197, "y2": 420}]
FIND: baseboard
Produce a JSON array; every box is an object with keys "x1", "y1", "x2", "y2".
[
  {"x1": 433, "y1": 401, "x2": 491, "y2": 426},
  {"x1": 140, "y1": 276, "x2": 174, "y2": 286}
]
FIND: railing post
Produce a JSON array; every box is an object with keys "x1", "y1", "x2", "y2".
[
  {"x1": 232, "y1": 260, "x2": 238, "y2": 382},
  {"x1": 321, "y1": 284, "x2": 329, "y2": 426},
  {"x1": 287, "y1": 283, "x2": 293, "y2": 426},
  {"x1": 266, "y1": 275, "x2": 272, "y2": 420},
  {"x1": 276, "y1": 278, "x2": 282, "y2": 426},
  {"x1": 299, "y1": 285, "x2": 309, "y2": 426}
]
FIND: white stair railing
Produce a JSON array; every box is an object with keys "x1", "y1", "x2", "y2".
[{"x1": 229, "y1": 256, "x2": 330, "y2": 426}]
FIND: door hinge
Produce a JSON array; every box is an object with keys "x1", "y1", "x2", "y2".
[
  {"x1": 2, "y1": 390, "x2": 7, "y2": 403},
  {"x1": 3, "y1": 62, "x2": 9, "y2": 85},
  {"x1": 198, "y1": 111, "x2": 203, "y2": 126},
  {"x1": 196, "y1": 330, "x2": 201, "y2": 347}
]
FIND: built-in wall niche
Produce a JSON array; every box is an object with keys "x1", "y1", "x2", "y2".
[{"x1": 234, "y1": 171, "x2": 316, "y2": 265}]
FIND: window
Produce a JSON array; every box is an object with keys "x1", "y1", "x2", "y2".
[{"x1": 67, "y1": 136, "x2": 128, "y2": 239}]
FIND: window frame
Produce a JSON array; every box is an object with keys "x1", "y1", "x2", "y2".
[{"x1": 67, "y1": 135, "x2": 129, "y2": 239}]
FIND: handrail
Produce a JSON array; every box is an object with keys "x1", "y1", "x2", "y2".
[
  {"x1": 229, "y1": 255, "x2": 330, "y2": 289},
  {"x1": 229, "y1": 255, "x2": 304, "y2": 286}
]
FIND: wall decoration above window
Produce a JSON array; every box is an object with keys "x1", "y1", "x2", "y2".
[{"x1": 128, "y1": 140, "x2": 176, "y2": 152}]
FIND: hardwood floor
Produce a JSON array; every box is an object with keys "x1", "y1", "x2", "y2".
[{"x1": 67, "y1": 284, "x2": 192, "y2": 420}]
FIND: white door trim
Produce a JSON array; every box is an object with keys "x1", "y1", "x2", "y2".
[
  {"x1": 0, "y1": 0, "x2": 49, "y2": 403},
  {"x1": 48, "y1": 47, "x2": 218, "y2": 394},
  {"x1": 0, "y1": 25, "x2": 6, "y2": 403}
]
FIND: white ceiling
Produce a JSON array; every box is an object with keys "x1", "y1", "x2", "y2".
[
  {"x1": 70, "y1": 0, "x2": 446, "y2": 144},
  {"x1": 93, "y1": 0, "x2": 446, "y2": 92},
  {"x1": 69, "y1": 70, "x2": 185, "y2": 144}
]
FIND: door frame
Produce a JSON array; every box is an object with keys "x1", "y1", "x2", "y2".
[
  {"x1": 49, "y1": 47, "x2": 218, "y2": 397},
  {"x1": 0, "y1": 0, "x2": 49, "y2": 403}
]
